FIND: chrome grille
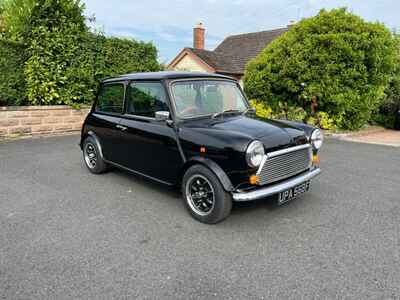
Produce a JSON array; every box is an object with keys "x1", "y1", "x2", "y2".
[{"x1": 256, "y1": 144, "x2": 312, "y2": 185}]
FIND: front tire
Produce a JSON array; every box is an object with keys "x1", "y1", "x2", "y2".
[
  {"x1": 182, "y1": 165, "x2": 232, "y2": 224},
  {"x1": 82, "y1": 136, "x2": 108, "y2": 174}
]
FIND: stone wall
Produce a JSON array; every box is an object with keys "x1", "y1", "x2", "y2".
[{"x1": 0, "y1": 105, "x2": 91, "y2": 139}]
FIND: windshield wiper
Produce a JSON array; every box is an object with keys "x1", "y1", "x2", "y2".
[
  {"x1": 241, "y1": 107, "x2": 256, "y2": 115},
  {"x1": 211, "y1": 109, "x2": 242, "y2": 119}
]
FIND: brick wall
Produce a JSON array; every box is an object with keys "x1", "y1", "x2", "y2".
[{"x1": 0, "y1": 105, "x2": 91, "y2": 139}]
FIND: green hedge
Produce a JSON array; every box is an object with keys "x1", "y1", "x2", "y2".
[
  {"x1": 97, "y1": 36, "x2": 161, "y2": 78},
  {"x1": 0, "y1": 39, "x2": 26, "y2": 106},
  {"x1": 0, "y1": 0, "x2": 162, "y2": 107},
  {"x1": 374, "y1": 35, "x2": 400, "y2": 129},
  {"x1": 244, "y1": 8, "x2": 399, "y2": 130}
]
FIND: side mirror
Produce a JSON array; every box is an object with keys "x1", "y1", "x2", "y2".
[{"x1": 155, "y1": 111, "x2": 172, "y2": 124}]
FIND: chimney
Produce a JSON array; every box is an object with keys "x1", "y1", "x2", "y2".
[{"x1": 193, "y1": 22, "x2": 205, "y2": 50}]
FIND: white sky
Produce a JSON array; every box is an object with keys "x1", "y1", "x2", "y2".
[{"x1": 83, "y1": 0, "x2": 400, "y2": 63}]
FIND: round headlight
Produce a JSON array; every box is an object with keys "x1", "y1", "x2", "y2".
[
  {"x1": 311, "y1": 129, "x2": 323, "y2": 150},
  {"x1": 246, "y1": 140, "x2": 265, "y2": 168}
]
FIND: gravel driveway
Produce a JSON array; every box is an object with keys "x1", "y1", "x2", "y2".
[{"x1": 0, "y1": 135, "x2": 399, "y2": 299}]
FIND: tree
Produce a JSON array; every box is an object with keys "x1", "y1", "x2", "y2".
[
  {"x1": 0, "y1": 0, "x2": 162, "y2": 106},
  {"x1": 22, "y1": 0, "x2": 89, "y2": 105},
  {"x1": 0, "y1": 0, "x2": 35, "y2": 40},
  {"x1": 23, "y1": 5, "x2": 162, "y2": 105},
  {"x1": 0, "y1": 1, "x2": 7, "y2": 34},
  {"x1": 0, "y1": 5, "x2": 4, "y2": 33},
  {"x1": 0, "y1": 39, "x2": 26, "y2": 105},
  {"x1": 375, "y1": 34, "x2": 400, "y2": 128},
  {"x1": 244, "y1": 8, "x2": 399, "y2": 130},
  {"x1": 99, "y1": 37, "x2": 162, "y2": 77},
  {"x1": 0, "y1": 0, "x2": 27, "y2": 105}
]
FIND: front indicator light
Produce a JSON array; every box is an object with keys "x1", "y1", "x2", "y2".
[
  {"x1": 249, "y1": 175, "x2": 259, "y2": 185},
  {"x1": 312, "y1": 154, "x2": 320, "y2": 165}
]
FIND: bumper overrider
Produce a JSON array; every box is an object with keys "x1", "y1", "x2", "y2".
[{"x1": 232, "y1": 167, "x2": 321, "y2": 202}]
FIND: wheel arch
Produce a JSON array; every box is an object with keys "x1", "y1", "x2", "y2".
[
  {"x1": 81, "y1": 131, "x2": 105, "y2": 161},
  {"x1": 178, "y1": 157, "x2": 234, "y2": 192}
]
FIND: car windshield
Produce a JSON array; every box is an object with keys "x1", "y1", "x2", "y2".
[{"x1": 171, "y1": 80, "x2": 248, "y2": 118}]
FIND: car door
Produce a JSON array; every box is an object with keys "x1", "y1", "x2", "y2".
[
  {"x1": 90, "y1": 82, "x2": 125, "y2": 163},
  {"x1": 117, "y1": 81, "x2": 183, "y2": 184}
]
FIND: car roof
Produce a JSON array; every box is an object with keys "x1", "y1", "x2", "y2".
[{"x1": 101, "y1": 71, "x2": 236, "y2": 83}]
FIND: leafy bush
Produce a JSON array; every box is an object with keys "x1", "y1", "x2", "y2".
[
  {"x1": 0, "y1": 38, "x2": 26, "y2": 105},
  {"x1": 97, "y1": 37, "x2": 161, "y2": 78},
  {"x1": 374, "y1": 76, "x2": 400, "y2": 128},
  {"x1": 273, "y1": 102, "x2": 307, "y2": 122},
  {"x1": 0, "y1": 0, "x2": 162, "y2": 106},
  {"x1": 244, "y1": 8, "x2": 399, "y2": 130},
  {"x1": 0, "y1": 0, "x2": 35, "y2": 40},
  {"x1": 0, "y1": 7, "x2": 5, "y2": 34},
  {"x1": 374, "y1": 35, "x2": 400, "y2": 129},
  {"x1": 306, "y1": 111, "x2": 336, "y2": 130},
  {"x1": 250, "y1": 99, "x2": 307, "y2": 124},
  {"x1": 249, "y1": 99, "x2": 273, "y2": 118},
  {"x1": 251, "y1": 99, "x2": 336, "y2": 130}
]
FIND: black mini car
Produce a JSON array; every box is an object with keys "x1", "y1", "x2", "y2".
[{"x1": 80, "y1": 72, "x2": 322, "y2": 224}]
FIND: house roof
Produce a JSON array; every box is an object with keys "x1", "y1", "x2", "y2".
[
  {"x1": 170, "y1": 27, "x2": 288, "y2": 75},
  {"x1": 213, "y1": 28, "x2": 288, "y2": 74},
  {"x1": 187, "y1": 48, "x2": 234, "y2": 74}
]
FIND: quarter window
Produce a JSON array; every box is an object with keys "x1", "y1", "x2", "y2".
[
  {"x1": 126, "y1": 82, "x2": 169, "y2": 118},
  {"x1": 95, "y1": 83, "x2": 125, "y2": 114}
]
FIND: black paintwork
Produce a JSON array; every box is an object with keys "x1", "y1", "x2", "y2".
[
  {"x1": 81, "y1": 72, "x2": 316, "y2": 190},
  {"x1": 102, "y1": 71, "x2": 233, "y2": 84}
]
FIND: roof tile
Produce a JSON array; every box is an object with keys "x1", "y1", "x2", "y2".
[{"x1": 188, "y1": 27, "x2": 288, "y2": 75}]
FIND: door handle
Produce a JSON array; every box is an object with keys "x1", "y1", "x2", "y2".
[{"x1": 116, "y1": 124, "x2": 128, "y2": 131}]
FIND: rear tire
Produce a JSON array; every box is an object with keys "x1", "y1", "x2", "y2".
[
  {"x1": 182, "y1": 164, "x2": 232, "y2": 224},
  {"x1": 82, "y1": 136, "x2": 108, "y2": 174}
]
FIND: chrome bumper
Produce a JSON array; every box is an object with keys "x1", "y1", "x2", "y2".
[{"x1": 232, "y1": 167, "x2": 321, "y2": 202}]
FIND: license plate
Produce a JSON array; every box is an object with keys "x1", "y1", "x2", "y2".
[{"x1": 277, "y1": 181, "x2": 310, "y2": 205}]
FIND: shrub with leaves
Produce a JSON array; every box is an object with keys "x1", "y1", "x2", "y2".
[
  {"x1": 250, "y1": 99, "x2": 308, "y2": 124},
  {"x1": 374, "y1": 76, "x2": 400, "y2": 129},
  {"x1": 249, "y1": 99, "x2": 273, "y2": 118},
  {"x1": 0, "y1": 38, "x2": 26, "y2": 105},
  {"x1": 0, "y1": 0, "x2": 162, "y2": 106},
  {"x1": 98, "y1": 37, "x2": 161, "y2": 78},
  {"x1": 374, "y1": 35, "x2": 400, "y2": 129},
  {"x1": 251, "y1": 98, "x2": 337, "y2": 130},
  {"x1": 244, "y1": 8, "x2": 399, "y2": 130}
]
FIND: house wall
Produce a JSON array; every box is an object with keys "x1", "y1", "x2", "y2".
[
  {"x1": 171, "y1": 54, "x2": 210, "y2": 72},
  {"x1": 0, "y1": 105, "x2": 90, "y2": 139}
]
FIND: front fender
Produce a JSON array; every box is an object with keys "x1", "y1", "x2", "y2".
[{"x1": 184, "y1": 157, "x2": 234, "y2": 192}]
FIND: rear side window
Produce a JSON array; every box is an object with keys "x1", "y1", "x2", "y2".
[
  {"x1": 126, "y1": 82, "x2": 169, "y2": 118},
  {"x1": 95, "y1": 83, "x2": 125, "y2": 114}
]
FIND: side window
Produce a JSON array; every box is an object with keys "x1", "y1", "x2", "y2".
[
  {"x1": 95, "y1": 84, "x2": 125, "y2": 114},
  {"x1": 126, "y1": 82, "x2": 169, "y2": 118}
]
